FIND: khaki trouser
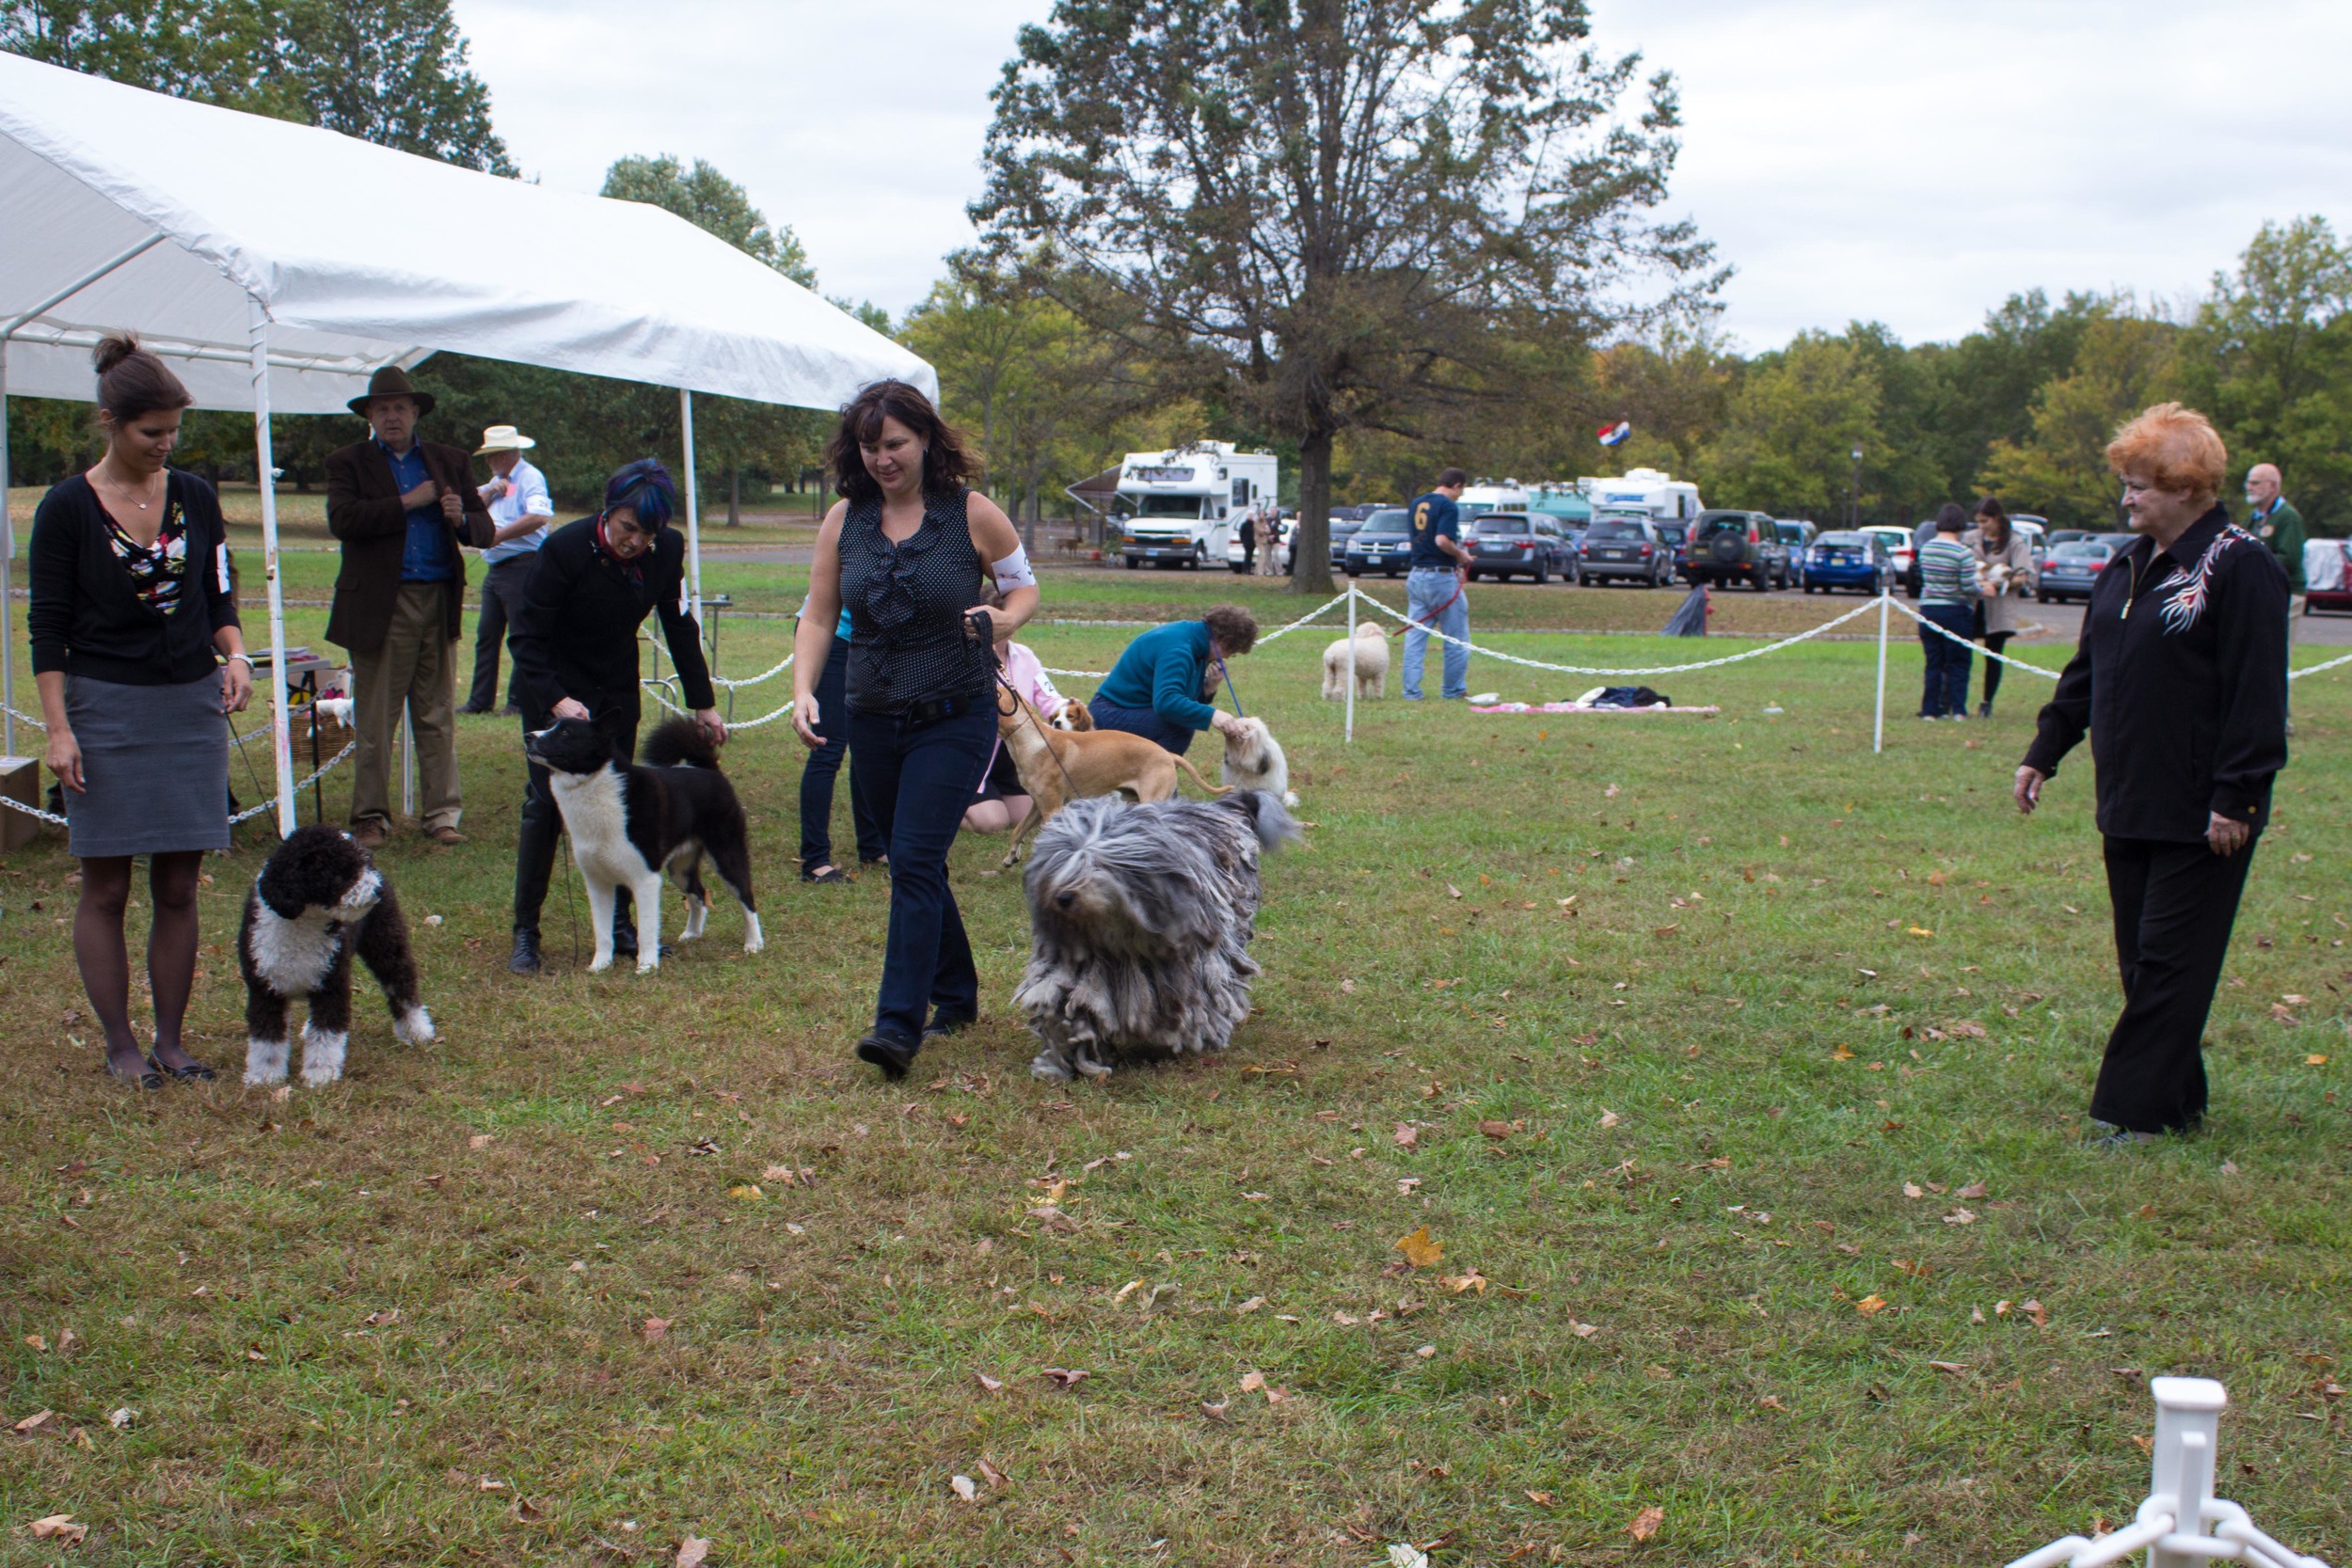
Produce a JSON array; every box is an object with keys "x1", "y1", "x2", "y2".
[{"x1": 348, "y1": 581, "x2": 463, "y2": 832}]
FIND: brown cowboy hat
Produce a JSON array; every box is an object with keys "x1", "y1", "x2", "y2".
[{"x1": 347, "y1": 365, "x2": 437, "y2": 419}]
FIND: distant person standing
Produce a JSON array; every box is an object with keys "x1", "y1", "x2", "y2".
[
  {"x1": 1915, "y1": 504, "x2": 1979, "y2": 720},
  {"x1": 1235, "y1": 502, "x2": 1259, "y2": 572},
  {"x1": 1402, "y1": 467, "x2": 1471, "y2": 700},
  {"x1": 2246, "y1": 462, "x2": 2305, "y2": 730},
  {"x1": 1256, "y1": 506, "x2": 1283, "y2": 577},
  {"x1": 325, "y1": 368, "x2": 494, "y2": 848},
  {"x1": 1965, "y1": 497, "x2": 2036, "y2": 718},
  {"x1": 460, "y1": 425, "x2": 555, "y2": 716}
]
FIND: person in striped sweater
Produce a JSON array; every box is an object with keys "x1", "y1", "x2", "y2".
[{"x1": 1915, "y1": 504, "x2": 1981, "y2": 719}]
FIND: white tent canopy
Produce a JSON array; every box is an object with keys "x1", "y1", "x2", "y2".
[{"x1": 0, "y1": 50, "x2": 933, "y2": 832}]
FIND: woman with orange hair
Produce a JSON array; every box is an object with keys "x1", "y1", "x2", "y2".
[{"x1": 2014, "y1": 403, "x2": 2289, "y2": 1147}]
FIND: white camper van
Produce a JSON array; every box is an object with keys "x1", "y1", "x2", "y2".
[
  {"x1": 1455, "y1": 479, "x2": 1533, "y2": 523},
  {"x1": 1578, "y1": 467, "x2": 1703, "y2": 524},
  {"x1": 1115, "y1": 442, "x2": 1280, "y2": 569}
]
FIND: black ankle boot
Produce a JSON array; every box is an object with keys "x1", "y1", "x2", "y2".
[
  {"x1": 509, "y1": 927, "x2": 543, "y2": 974},
  {"x1": 612, "y1": 920, "x2": 638, "y2": 959},
  {"x1": 855, "y1": 1032, "x2": 918, "y2": 1081}
]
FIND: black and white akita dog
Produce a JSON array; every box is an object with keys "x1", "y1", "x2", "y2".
[
  {"x1": 239, "y1": 825, "x2": 433, "y2": 1086},
  {"x1": 523, "y1": 716, "x2": 762, "y2": 974}
]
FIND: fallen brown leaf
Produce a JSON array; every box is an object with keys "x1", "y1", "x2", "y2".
[
  {"x1": 28, "y1": 1515, "x2": 87, "y2": 1546},
  {"x1": 1855, "y1": 1294, "x2": 1888, "y2": 1317},
  {"x1": 1041, "y1": 1368, "x2": 1089, "y2": 1390},
  {"x1": 675, "y1": 1537, "x2": 710, "y2": 1568},
  {"x1": 1629, "y1": 1504, "x2": 1664, "y2": 1542},
  {"x1": 642, "y1": 1317, "x2": 672, "y2": 1345},
  {"x1": 1392, "y1": 1227, "x2": 1442, "y2": 1269},
  {"x1": 950, "y1": 1474, "x2": 977, "y2": 1503}
]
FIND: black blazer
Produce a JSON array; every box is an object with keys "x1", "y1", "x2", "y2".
[
  {"x1": 324, "y1": 436, "x2": 493, "y2": 654},
  {"x1": 2024, "y1": 505, "x2": 2289, "y2": 842},
  {"x1": 507, "y1": 516, "x2": 714, "y2": 721},
  {"x1": 27, "y1": 470, "x2": 240, "y2": 686}
]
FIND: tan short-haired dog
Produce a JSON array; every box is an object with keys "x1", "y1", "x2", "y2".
[{"x1": 994, "y1": 689, "x2": 1228, "y2": 867}]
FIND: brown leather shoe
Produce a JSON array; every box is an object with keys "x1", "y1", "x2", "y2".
[
  {"x1": 425, "y1": 825, "x2": 468, "y2": 847},
  {"x1": 351, "y1": 820, "x2": 388, "y2": 850}
]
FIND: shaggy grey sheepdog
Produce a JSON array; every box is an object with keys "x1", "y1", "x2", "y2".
[{"x1": 1015, "y1": 790, "x2": 1300, "y2": 1082}]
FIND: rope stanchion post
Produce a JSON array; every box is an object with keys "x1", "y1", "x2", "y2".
[
  {"x1": 1874, "y1": 590, "x2": 1890, "y2": 754},
  {"x1": 1344, "y1": 586, "x2": 1358, "y2": 745}
]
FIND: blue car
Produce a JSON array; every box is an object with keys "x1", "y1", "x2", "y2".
[{"x1": 1801, "y1": 530, "x2": 1893, "y2": 595}]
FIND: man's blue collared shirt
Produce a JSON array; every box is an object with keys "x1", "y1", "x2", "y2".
[{"x1": 384, "y1": 438, "x2": 452, "y2": 582}]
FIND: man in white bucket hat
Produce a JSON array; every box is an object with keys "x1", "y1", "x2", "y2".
[{"x1": 461, "y1": 424, "x2": 556, "y2": 716}]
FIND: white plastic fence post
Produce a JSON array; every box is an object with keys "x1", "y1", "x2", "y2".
[
  {"x1": 0, "y1": 337, "x2": 14, "y2": 759},
  {"x1": 247, "y1": 298, "x2": 297, "y2": 838},
  {"x1": 1343, "y1": 588, "x2": 1357, "y2": 744},
  {"x1": 401, "y1": 706, "x2": 414, "y2": 817},
  {"x1": 1873, "y1": 590, "x2": 1890, "y2": 755},
  {"x1": 2149, "y1": 1377, "x2": 2226, "y2": 1568}
]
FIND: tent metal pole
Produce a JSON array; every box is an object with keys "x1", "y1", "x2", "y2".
[
  {"x1": 678, "y1": 387, "x2": 702, "y2": 628},
  {"x1": 248, "y1": 297, "x2": 297, "y2": 837},
  {"x1": 0, "y1": 235, "x2": 166, "y2": 758},
  {"x1": 1, "y1": 338, "x2": 14, "y2": 759}
]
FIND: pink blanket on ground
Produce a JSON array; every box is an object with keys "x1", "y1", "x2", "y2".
[{"x1": 1470, "y1": 702, "x2": 1720, "y2": 715}]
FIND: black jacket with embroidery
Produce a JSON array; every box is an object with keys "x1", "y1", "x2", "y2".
[{"x1": 2022, "y1": 504, "x2": 2288, "y2": 842}]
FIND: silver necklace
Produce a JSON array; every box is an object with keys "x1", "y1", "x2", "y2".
[{"x1": 101, "y1": 465, "x2": 163, "y2": 511}]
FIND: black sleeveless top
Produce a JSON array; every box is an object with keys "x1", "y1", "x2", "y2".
[{"x1": 838, "y1": 488, "x2": 993, "y2": 716}]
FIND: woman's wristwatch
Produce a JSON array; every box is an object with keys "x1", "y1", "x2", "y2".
[{"x1": 225, "y1": 653, "x2": 256, "y2": 669}]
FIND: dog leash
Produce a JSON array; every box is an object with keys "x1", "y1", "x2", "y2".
[
  {"x1": 1387, "y1": 573, "x2": 1467, "y2": 640},
  {"x1": 991, "y1": 664, "x2": 1085, "y2": 803},
  {"x1": 1216, "y1": 657, "x2": 1247, "y2": 719}
]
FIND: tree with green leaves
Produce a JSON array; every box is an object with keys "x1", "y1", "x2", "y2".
[
  {"x1": 1977, "y1": 302, "x2": 2182, "y2": 530},
  {"x1": 601, "y1": 154, "x2": 816, "y2": 286},
  {"x1": 974, "y1": 0, "x2": 1719, "y2": 593},
  {"x1": 4, "y1": 0, "x2": 512, "y2": 171},
  {"x1": 1697, "y1": 332, "x2": 1880, "y2": 522}
]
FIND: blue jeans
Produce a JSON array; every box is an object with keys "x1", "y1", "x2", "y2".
[
  {"x1": 1402, "y1": 566, "x2": 1469, "y2": 699},
  {"x1": 1917, "y1": 603, "x2": 1975, "y2": 717},
  {"x1": 1087, "y1": 696, "x2": 1198, "y2": 754},
  {"x1": 847, "y1": 703, "x2": 997, "y2": 1045},
  {"x1": 799, "y1": 640, "x2": 886, "y2": 867}
]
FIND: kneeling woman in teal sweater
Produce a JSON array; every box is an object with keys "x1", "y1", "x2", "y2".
[{"x1": 1087, "y1": 604, "x2": 1258, "y2": 754}]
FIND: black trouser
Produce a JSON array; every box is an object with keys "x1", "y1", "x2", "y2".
[
  {"x1": 515, "y1": 697, "x2": 638, "y2": 936},
  {"x1": 466, "y1": 556, "x2": 534, "y2": 712},
  {"x1": 799, "y1": 639, "x2": 886, "y2": 868},
  {"x1": 1916, "y1": 603, "x2": 1973, "y2": 716},
  {"x1": 2090, "y1": 833, "x2": 2260, "y2": 1133},
  {"x1": 1980, "y1": 630, "x2": 2012, "y2": 705},
  {"x1": 848, "y1": 703, "x2": 996, "y2": 1046}
]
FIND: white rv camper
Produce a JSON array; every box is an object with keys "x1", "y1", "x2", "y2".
[{"x1": 1114, "y1": 442, "x2": 1280, "y2": 569}]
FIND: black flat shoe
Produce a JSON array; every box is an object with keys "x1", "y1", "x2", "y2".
[
  {"x1": 509, "y1": 927, "x2": 543, "y2": 974},
  {"x1": 803, "y1": 863, "x2": 850, "y2": 884},
  {"x1": 108, "y1": 1061, "x2": 165, "y2": 1091},
  {"x1": 854, "y1": 1032, "x2": 918, "y2": 1081},
  {"x1": 923, "y1": 1010, "x2": 977, "y2": 1041},
  {"x1": 148, "y1": 1053, "x2": 215, "y2": 1082}
]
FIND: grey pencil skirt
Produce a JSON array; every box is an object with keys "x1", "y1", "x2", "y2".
[{"x1": 62, "y1": 673, "x2": 230, "y2": 858}]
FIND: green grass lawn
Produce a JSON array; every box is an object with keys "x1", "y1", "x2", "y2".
[{"x1": 1, "y1": 563, "x2": 2347, "y2": 1566}]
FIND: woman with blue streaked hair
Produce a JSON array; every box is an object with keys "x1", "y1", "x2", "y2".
[{"x1": 504, "y1": 458, "x2": 726, "y2": 974}]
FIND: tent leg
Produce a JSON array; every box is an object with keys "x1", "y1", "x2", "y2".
[
  {"x1": 1, "y1": 339, "x2": 14, "y2": 759},
  {"x1": 678, "y1": 388, "x2": 702, "y2": 630},
  {"x1": 249, "y1": 299, "x2": 297, "y2": 838},
  {"x1": 401, "y1": 705, "x2": 414, "y2": 817},
  {"x1": 1873, "y1": 590, "x2": 1890, "y2": 756},
  {"x1": 1343, "y1": 587, "x2": 1356, "y2": 745}
]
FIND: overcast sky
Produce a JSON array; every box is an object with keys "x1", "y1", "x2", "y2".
[{"x1": 456, "y1": 0, "x2": 2352, "y2": 352}]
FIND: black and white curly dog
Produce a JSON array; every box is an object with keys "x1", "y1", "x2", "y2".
[
  {"x1": 1014, "y1": 790, "x2": 1299, "y2": 1082},
  {"x1": 239, "y1": 825, "x2": 432, "y2": 1086},
  {"x1": 523, "y1": 716, "x2": 761, "y2": 974}
]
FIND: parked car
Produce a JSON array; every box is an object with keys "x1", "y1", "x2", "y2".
[
  {"x1": 1226, "y1": 516, "x2": 1295, "y2": 573},
  {"x1": 1652, "y1": 517, "x2": 1693, "y2": 579},
  {"x1": 1776, "y1": 520, "x2": 1819, "y2": 583},
  {"x1": 1859, "y1": 525, "x2": 1915, "y2": 594},
  {"x1": 2010, "y1": 514, "x2": 2050, "y2": 567},
  {"x1": 1326, "y1": 504, "x2": 1392, "y2": 566},
  {"x1": 1801, "y1": 530, "x2": 1893, "y2": 595},
  {"x1": 1687, "y1": 509, "x2": 1789, "y2": 590},
  {"x1": 1575, "y1": 515, "x2": 1674, "y2": 587},
  {"x1": 1343, "y1": 508, "x2": 1416, "y2": 577},
  {"x1": 2042, "y1": 529, "x2": 2092, "y2": 550},
  {"x1": 2037, "y1": 540, "x2": 2113, "y2": 603},
  {"x1": 1464, "y1": 511, "x2": 1573, "y2": 582}
]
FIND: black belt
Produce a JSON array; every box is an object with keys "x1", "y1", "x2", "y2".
[{"x1": 852, "y1": 692, "x2": 984, "y2": 729}]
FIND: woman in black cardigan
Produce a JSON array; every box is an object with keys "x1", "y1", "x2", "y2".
[
  {"x1": 2016, "y1": 403, "x2": 2288, "y2": 1147},
  {"x1": 28, "y1": 335, "x2": 252, "y2": 1089},
  {"x1": 503, "y1": 459, "x2": 724, "y2": 974}
]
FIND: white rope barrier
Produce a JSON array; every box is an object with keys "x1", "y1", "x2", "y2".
[
  {"x1": 2289, "y1": 647, "x2": 2352, "y2": 681},
  {"x1": 4, "y1": 703, "x2": 43, "y2": 730},
  {"x1": 0, "y1": 791, "x2": 68, "y2": 826},
  {"x1": 1353, "y1": 588, "x2": 1886, "y2": 675},
  {"x1": 1884, "y1": 596, "x2": 2063, "y2": 679}
]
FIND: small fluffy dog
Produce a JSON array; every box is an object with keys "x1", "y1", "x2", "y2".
[
  {"x1": 522, "y1": 717, "x2": 761, "y2": 974},
  {"x1": 239, "y1": 825, "x2": 431, "y2": 1086},
  {"x1": 993, "y1": 689, "x2": 1229, "y2": 867},
  {"x1": 1220, "y1": 716, "x2": 1297, "y2": 807},
  {"x1": 1978, "y1": 562, "x2": 2020, "y2": 596},
  {"x1": 1322, "y1": 622, "x2": 1389, "y2": 700},
  {"x1": 1014, "y1": 791, "x2": 1300, "y2": 1082}
]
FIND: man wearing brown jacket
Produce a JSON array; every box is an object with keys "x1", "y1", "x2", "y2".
[{"x1": 326, "y1": 367, "x2": 494, "y2": 847}]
